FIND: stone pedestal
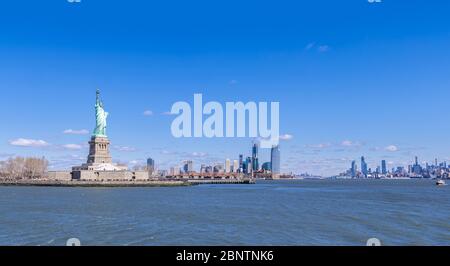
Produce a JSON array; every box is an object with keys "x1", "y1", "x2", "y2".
[{"x1": 87, "y1": 136, "x2": 112, "y2": 164}]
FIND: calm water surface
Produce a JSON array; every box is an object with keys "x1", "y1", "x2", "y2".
[{"x1": 0, "y1": 179, "x2": 449, "y2": 246}]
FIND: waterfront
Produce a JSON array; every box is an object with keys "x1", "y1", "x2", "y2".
[{"x1": 0, "y1": 179, "x2": 449, "y2": 246}]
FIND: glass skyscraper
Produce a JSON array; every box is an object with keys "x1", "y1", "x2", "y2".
[
  {"x1": 361, "y1": 156, "x2": 368, "y2": 177},
  {"x1": 252, "y1": 143, "x2": 259, "y2": 171},
  {"x1": 147, "y1": 158, "x2": 155, "y2": 174},
  {"x1": 351, "y1": 160, "x2": 357, "y2": 177},
  {"x1": 381, "y1": 160, "x2": 387, "y2": 175},
  {"x1": 271, "y1": 145, "x2": 281, "y2": 176}
]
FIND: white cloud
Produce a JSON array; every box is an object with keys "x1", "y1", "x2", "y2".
[
  {"x1": 341, "y1": 140, "x2": 353, "y2": 146},
  {"x1": 161, "y1": 150, "x2": 175, "y2": 155},
  {"x1": 191, "y1": 152, "x2": 208, "y2": 157},
  {"x1": 304, "y1": 43, "x2": 331, "y2": 53},
  {"x1": 385, "y1": 145, "x2": 399, "y2": 152},
  {"x1": 63, "y1": 129, "x2": 89, "y2": 135},
  {"x1": 340, "y1": 140, "x2": 362, "y2": 147},
  {"x1": 62, "y1": 144, "x2": 83, "y2": 150},
  {"x1": 114, "y1": 146, "x2": 137, "y2": 152},
  {"x1": 143, "y1": 110, "x2": 153, "y2": 116},
  {"x1": 279, "y1": 134, "x2": 294, "y2": 141},
  {"x1": 306, "y1": 143, "x2": 332, "y2": 149},
  {"x1": 9, "y1": 138, "x2": 50, "y2": 148}
]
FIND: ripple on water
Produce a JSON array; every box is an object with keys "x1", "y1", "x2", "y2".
[{"x1": 0, "y1": 180, "x2": 449, "y2": 245}]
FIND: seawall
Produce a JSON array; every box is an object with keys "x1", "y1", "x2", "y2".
[{"x1": 0, "y1": 178, "x2": 255, "y2": 187}]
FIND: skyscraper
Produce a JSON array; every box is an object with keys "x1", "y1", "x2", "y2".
[
  {"x1": 361, "y1": 156, "x2": 368, "y2": 177},
  {"x1": 147, "y1": 158, "x2": 155, "y2": 174},
  {"x1": 252, "y1": 143, "x2": 259, "y2": 171},
  {"x1": 381, "y1": 160, "x2": 387, "y2": 175},
  {"x1": 239, "y1": 154, "x2": 244, "y2": 170},
  {"x1": 233, "y1": 160, "x2": 239, "y2": 173},
  {"x1": 351, "y1": 160, "x2": 357, "y2": 177},
  {"x1": 412, "y1": 156, "x2": 422, "y2": 174},
  {"x1": 246, "y1": 157, "x2": 252, "y2": 174},
  {"x1": 183, "y1": 160, "x2": 193, "y2": 173},
  {"x1": 200, "y1": 164, "x2": 206, "y2": 174},
  {"x1": 225, "y1": 159, "x2": 231, "y2": 173},
  {"x1": 214, "y1": 164, "x2": 224, "y2": 173},
  {"x1": 271, "y1": 145, "x2": 281, "y2": 177}
]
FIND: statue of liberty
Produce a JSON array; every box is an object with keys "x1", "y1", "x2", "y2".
[{"x1": 93, "y1": 89, "x2": 109, "y2": 137}]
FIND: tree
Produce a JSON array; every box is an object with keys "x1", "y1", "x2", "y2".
[{"x1": 0, "y1": 156, "x2": 49, "y2": 179}]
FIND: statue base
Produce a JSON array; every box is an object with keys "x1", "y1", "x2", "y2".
[
  {"x1": 87, "y1": 136, "x2": 113, "y2": 164},
  {"x1": 72, "y1": 136, "x2": 127, "y2": 172}
]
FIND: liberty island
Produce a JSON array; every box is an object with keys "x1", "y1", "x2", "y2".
[{"x1": 1, "y1": 90, "x2": 253, "y2": 187}]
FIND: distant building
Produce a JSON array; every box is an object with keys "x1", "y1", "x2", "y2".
[
  {"x1": 381, "y1": 160, "x2": 387, "y2": 175},
  {"x1": 351, "y1": 160, "x2": 357, "y2": 177},
  {"x1": 271, "y1": 145, "x2": 281, "y2": 176},
  {"x1": 246, "y1": 157, "x2": 252, "y2": 174},
  {"x1": 252, "y1": 143, "x2": 259, "y2": 171},
  {"x1": 183, "y1": 160, "x2": 193, "y2": 173},
  {"x1": 214, "y1": 164, "x2": 224, "y2": 174},
  {"x1": 239, "y1": 154, "x2": 244, "y2": 170},
  {"x1": 233, "y1": 160, "x2": 239, "y2": 173},
  {"x1": 412, "y1": 156, "x2": 422, "y2": 174},
  {"x1": 200, "y1": 164, "x2": 206, "y2": 174},
  {"x1": 205, "y1": 166, "x2": 213, "y2": 173},
  {"x1": 262, "y1": 162, "x2": 272, "y2": 172},
  {"x1": 147, "y1": 158, "x2": 155, "y2": 174},
  {"x1": 170, "y1": 167, "x2": 181, "y2": 175},
  {"x1": 225, "y1": 159, "x2": 231, "y2": 173},
  {"x1": 361, "y1": 156, "x2": 368, "y2": 177}
]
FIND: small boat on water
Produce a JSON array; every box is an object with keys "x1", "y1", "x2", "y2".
[{"x1": 436, "y1": 180, "x2": 446, "y2": 186}]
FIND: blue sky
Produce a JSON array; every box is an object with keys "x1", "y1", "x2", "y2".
[{"x1": 1, "y1": 0, "x2": 450, "y2": 176}]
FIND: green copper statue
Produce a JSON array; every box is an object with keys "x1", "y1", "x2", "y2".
[{"x1": 93, "y1": 89, "x2": 109, "y2": 137}]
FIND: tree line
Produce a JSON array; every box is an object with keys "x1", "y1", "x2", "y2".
[{"x1": 0, "y1": 157, "x2": 49, "y2": 180}]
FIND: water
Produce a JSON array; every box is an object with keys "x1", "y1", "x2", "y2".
[{"x1": 0, "y1": 179, "x2": 449, "y2": 246}]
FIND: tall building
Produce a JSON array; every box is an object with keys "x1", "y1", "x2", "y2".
[
  {"x1": 252, "y1": 143, "x2": 259, "y2": 171},
  {"x1": 376, "y1": 166, "x2": 381, "y2": 174},
  {"x1": 271, "y1": 145, "x2": 281, "y2": 176},
  {"x1": 239, "y1": 154, "x2": 244, "y2": 170},
  {"x1": 351, "y1": 160, "x2": 357, "y2": 177},
  {"x1": 412, "y1": 156, "x2": 422, "y2": 174},
  {"x1": 233, "y1": 160, "x2": 239, "y2": 173},
  {"x1": 246, "y1": 157, "x2": 252, "y2": 174},
  {"x1": 147, "y1": 158, "x2": 155, "y2": 174},
  {"x1": 225, "y1": 159, "x2": 231, "y2": 173},
  {"x1": 361, "y1": 156, "x2": 368, "y2": 177},
  {"x1": 214, "y1": 164, "x2": 224, "y2": 173},
  {"x1": 381, "y1": 160, "x2": 387, "y2": 175},
  {"x1": 183, "y1": 160, "x2": 193, "y2": 173},
  {"x1": 171, "y1": 167, "x2": 180, "y2": 175},
  {"x1": 205, "y1": 165, "x2": 213, "y2": 173},
  {"x1": 242, "y1": 160, "x2": 248, "y2": 174},
  {"x1": 200, "y1": 164, "x2": 206, "y2": 174}
]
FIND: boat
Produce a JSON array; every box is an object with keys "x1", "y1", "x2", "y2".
[{"x1": 436, "y1": 180, "x2": 446, "y2": 186}]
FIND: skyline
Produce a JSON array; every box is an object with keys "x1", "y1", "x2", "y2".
[{"x1": 1, "y1": 1, "x2": 450, "y2": 176}]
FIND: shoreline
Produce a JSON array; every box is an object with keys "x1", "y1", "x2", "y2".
[
  {"x1": 0, "y1": 180, "x2": 192, "y2": 188},
  {"x1": 0, "y1": 178, "x2": 255, "y2": 188}
]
